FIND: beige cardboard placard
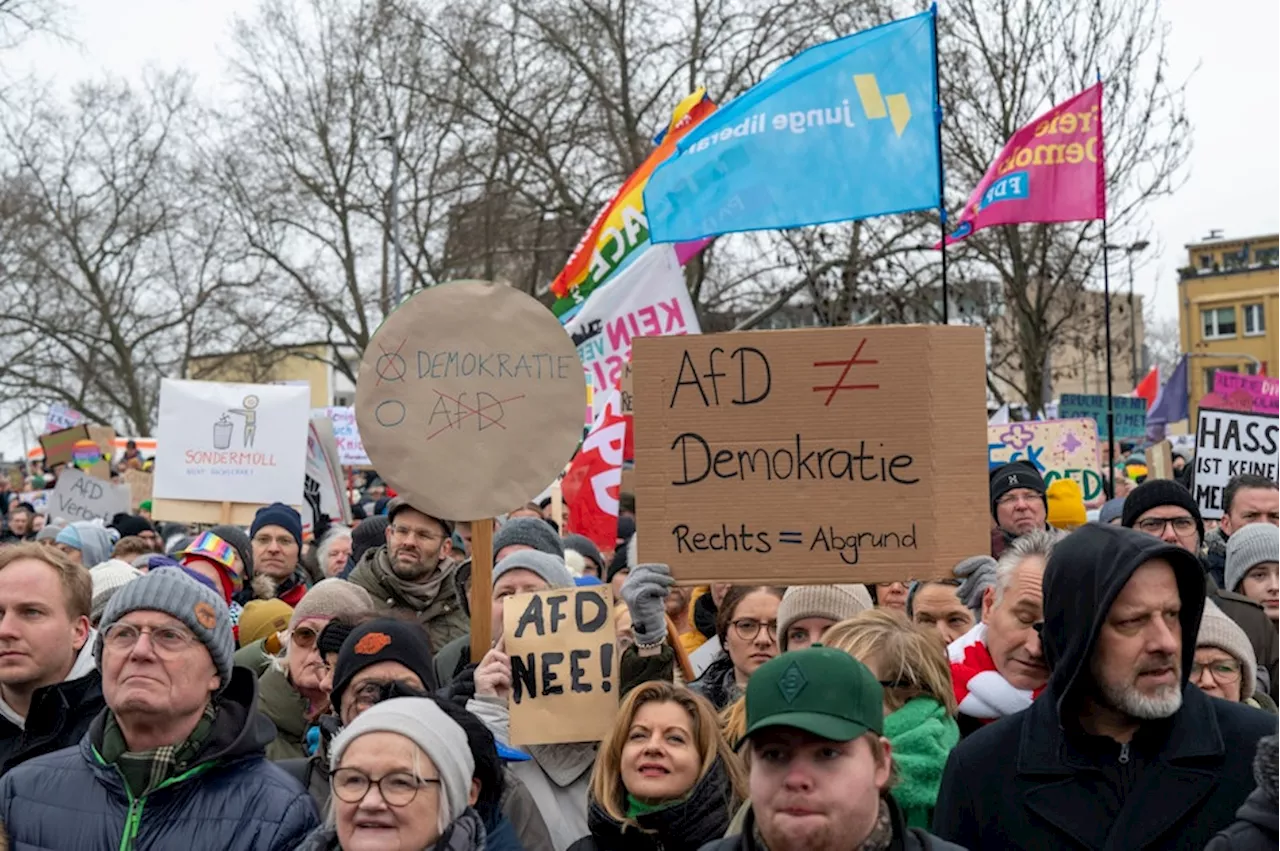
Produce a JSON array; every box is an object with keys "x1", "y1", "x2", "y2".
[
  {"x1": 88, "y1": 425, "x2": 117, "y2": 459},
  {"x1": 988, "y1": 419, "x2": 1104, "y2": 501},
  {"x1": 84, "y1": 459, "x2": 111, "y2": 481},
  {"x1": 39, "y1": 425, "x2": 90, "y2": 468},
  {"x1": 504, "y1": 586, "x2": 618, "y2": 746},
  {"x1": 124, "y1": 470, "x2": 153, "y2": 511},
  {"x1": 1145, "y1": 440, "x2": 1174, "y2": 481},
  {"x1": 355, "y1": 281, "x2": 585, "y2": 522},
  {"x1": 633, "y1": 326, "x2": 989, "y2": 585},
  {"x1": 150, "y1": 497, "x2": 284, "y2": 526}
]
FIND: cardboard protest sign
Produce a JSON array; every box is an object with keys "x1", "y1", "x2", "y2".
[
  {"x1": 39, "y1": 425, "x2": 91, "y2": 468},
  {"x1": 355, "y1": 280, "x2": 585, "y2": 522},
  {"x1": 1204, "y1": 372, "x2": 1280, "y2": 416},
  {"x1": 633, "y1": 326, "x2": 989, "y2": 584},
  {"x1": 124, "y1": 470, "x2": 153, "y2": 512},
  {"x1": 1058, "y1": 394, "x2": 1147, "y2": 441},
  {"x1": 504, "y1": 585, "x2": 618, "y2": 745},
  {"x1": 1144, "y1": 440, "x2": 1174, "y2": 481},
  {"x1": 315, "y1": 407, "x2": 371, "y2": 466},
  {"x1": 564, "y1": 245, "x2": 700, "y2": 400},
  {"x1": 44, "y1": 403, "x2": 83, "y2": 434},
  {"x1": 1193, "y1": 408, "x2": 1279, "y2": 519},
  {"x1": 50, "y1": 468, "x2": 130, "y2": 524},
  {"x1": 988, "y1": 419, "x2": 1104, "y2": 501},
  {"x1": 152, "y1": 379, "x2": 310, "y2": 506}
]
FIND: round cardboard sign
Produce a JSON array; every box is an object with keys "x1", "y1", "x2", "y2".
[{"x1": 355, "y1": 281, "x2": 585, "y2": 522}]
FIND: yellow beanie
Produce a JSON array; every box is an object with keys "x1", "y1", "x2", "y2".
[
  {"x1": 237, "y1": 598, "x2": 294, "y2": 648},
  {"x1": 1046, "y1": 478, "x2": 1087, "y2": 530}
]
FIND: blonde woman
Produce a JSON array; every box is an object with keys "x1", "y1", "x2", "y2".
[
  {"x1": 822, "y1": 610, "x2": 960, "y2": 829},
  {"x1": 568, "y1": 682, "x2": 747, "y2": 851}
]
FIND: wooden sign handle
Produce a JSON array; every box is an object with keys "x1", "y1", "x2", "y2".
[
  {"x1": 219, "y1": 501, "x2": 233, "y2": 525},
  {"x1": 469, "y1": 518, "x2": 495, "y2": 663}
]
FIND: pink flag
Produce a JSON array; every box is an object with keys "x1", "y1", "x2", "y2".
[{"x1": 944, "y1": 83, "x2": 1105, "y2": 245}]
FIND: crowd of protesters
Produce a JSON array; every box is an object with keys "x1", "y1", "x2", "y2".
[{"x1": 0, "y1": 445, "x2": 1273, "y2": 851}]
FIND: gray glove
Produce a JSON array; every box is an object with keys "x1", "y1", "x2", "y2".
[
  {"x1": 953, "y1": 555, "x2": 997, "y2": 615},
  {"x1": 620, "y1": 563, "x2": 675, "y2": 649}
]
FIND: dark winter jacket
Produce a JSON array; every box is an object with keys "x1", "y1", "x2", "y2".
[
  {"x1": 1205, "y1": 734, "x2": 1279, "y2": 851},
  {"x1": 257, "y1": 662, "x2": 311, "y2": 761},
  {"x1": 568, "y1": 757, "x2": 738, "y2": 851},
  {"x1": 0, "y1": 666, "x2": 104, "y2": 776},
  {"x1": 688, "y1": 651, "x2": 738, "y2": 711},
  {"x1": 298, "y1": 806, "x2": 488, "y2": 851},
  {"x1": 699, "y1": 795, "x2": 963, "y2": 851},
  {"x1": 933, "y1": 524, "x2": 1277, "y2": 851},
  {"x1": 0, "y1": 666, "x2": 319, "y2": 850},
  {"x1": 279, "y1": 714, "x2": 340, "y2": 808},
  {"x1": 1207, "y1": 573, "x2": 1279, "y2": 696},
  {"x1": 693, "y1": 592, "x2": 717, "y2": 640},
  {"x1": 1205, "y1": 527, "x2": 1230, "y2": 589}
]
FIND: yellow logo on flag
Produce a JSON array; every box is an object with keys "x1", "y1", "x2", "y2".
[{"x1": 852, "y1": 74, "x2": 912, "y2": 137}]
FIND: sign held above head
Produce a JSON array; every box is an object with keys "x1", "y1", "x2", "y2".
[
  {"x1": 633, "y1": 325, "x2": 990, "y2": 585},
  {"x1": 355, "y1": 280, "x2": 586, "y2": 523}
]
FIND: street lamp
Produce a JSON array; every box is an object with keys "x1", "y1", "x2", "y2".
[{"x1": 1105, "y1": 240, "x2": 1150, "y2": 387}]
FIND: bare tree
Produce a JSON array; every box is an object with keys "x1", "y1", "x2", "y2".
[
  {"x1": 0, "y1": 0, "x2": 64, "y2": 50},
  {"x1": 938, "y1": 0, "x2": 1189, "y2": 412},
  {"x1": 0, "y1": 74, "x2": 253, "y2": 434}
]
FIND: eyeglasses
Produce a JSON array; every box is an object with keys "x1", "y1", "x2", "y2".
[
  {"x1": 103, "y1": 623, "x2": 199, "y2": 655},
  {"x1": 290, "y1": 625, "x2": 320, "y2": 650},
  {"x1": 1135, "y1": 516, "x2": 1197, "y2": 536},
  {"x1": 731, "y1": 618, "x2": 778, "y2": 642},
  {"x1": 390, "y1": 525, "x2": 444, "y2": 544},
  {"x1": 331, "y1": 767, "x2": 440, "y2": 806},
  {"x1": 997, "y1": 493, "x2": 1041, "y2": 508},
  {"x1": 1191, "y1": 660, "x2": 1241, "y2": 683},
  {"x1": 252, "y1": 534, "x2": 297, "y2": 549},
  {"x1": 350, "y1": 681, "x2": 391, "y2": 710}
]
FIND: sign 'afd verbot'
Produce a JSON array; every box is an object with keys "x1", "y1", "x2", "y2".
[{"x1": 633, "y1": 326, "x2": 990, "y2": 585}]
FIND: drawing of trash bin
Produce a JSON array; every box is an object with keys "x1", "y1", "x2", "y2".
[{"x1": 213, "y1": 414, "x2": 234, "y2": 449}]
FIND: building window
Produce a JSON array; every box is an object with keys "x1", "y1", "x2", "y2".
[
  {"x1": 1202, "y1": 306, "x2": 1237, "y2": 340},
  {"x1": 1255, "y1": 247, "x2": 1279, "y2": 266},
  {"x1": 1244, "y1": 303, "x2": 1266, "y2": 336},
  {"x1": 1208, "y1": 365, "x2": 1237, "y2": 390},
  {"x1": 1200, "y1": 253, "x2": 1214, "y2": 270}
]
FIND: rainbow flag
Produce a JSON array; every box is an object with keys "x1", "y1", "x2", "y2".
[{"x1": 551, "y1": 90, "x2": 716, "y2": 320}]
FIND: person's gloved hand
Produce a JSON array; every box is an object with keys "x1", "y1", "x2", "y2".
[
  {"x1": 620, "y1": 563, "x2": 675, "y2": 649},
  {"x1": 954, "y1": 555, "x2": 997, "y2": 614}
]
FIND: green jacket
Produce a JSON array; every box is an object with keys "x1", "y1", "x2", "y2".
[
  {"x1": 347, "y1": 548, "x2": 470, "y2": 653},
  {"x1": 257, "y1": 664, "x2": 309, "y2": 762}
]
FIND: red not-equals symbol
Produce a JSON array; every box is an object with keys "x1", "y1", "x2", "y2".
[{"x1": 812, "y1": 339, "x2": 879, "y2": 406}]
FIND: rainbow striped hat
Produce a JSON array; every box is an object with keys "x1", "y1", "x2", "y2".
[{"x1": 178, "y1": 531, "x2": 243, "y2": 590}]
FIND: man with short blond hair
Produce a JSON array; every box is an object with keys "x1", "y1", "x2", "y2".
[{"x1": 0, "y1": 543, "x2": 100, "y2": 774}]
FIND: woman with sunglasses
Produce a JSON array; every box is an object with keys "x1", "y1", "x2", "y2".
[
  {"x1": 299, "y1": 697, "x2": 488, "y2": 851},
  {"x1": 258, "y1": 578, "x2": 373, "y2": 760},
  {"x1": 688, "y1": 586, "x2": 785, "y2": 711}
]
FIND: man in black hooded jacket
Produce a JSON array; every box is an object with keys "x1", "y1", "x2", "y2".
[{"x1": 933, "y1": 524, "x2": 1276, "y2": 851}]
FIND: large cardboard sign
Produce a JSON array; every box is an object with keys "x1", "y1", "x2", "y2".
[
  {"x1": 988, "y1": 419, "x2": 1104, "y2": 501},
  {"x1": 1205, "y1": 372, "x2": 1280, "y2": 416},
  {"x1": 39, "y1": 425, "x2": 91, "y2": 468},
  {"x1": 124, "y1": 470, "x2": 153, "y2": 512},
  {"x1": 1145, "y1": 440, "x2": 1174, "y2": 481},
  {"x1": 355, "y1": 281, "x2": 585, "y2": 522},
  {"x1": 50, "y1": 469, "x2": 130, "y2": 524},
  {"x1": 1193, "y1": 407, "x2": 1279, "y2": 519},
  {"x1": 315, "y1": 406, "x2": 371, "y2": 466},
  {"x1": 504, "y1": 586, "x2": 618, "y2": 745},
  {"x1": 633, "y1": 326, "x2": 990, "y2": 584},
  {"x1": 1058, "y1": 394, "x2": 1147, "y2": 441},
  {"x1": 152, "y1": 379, "x2": 310, "y2": 505}
]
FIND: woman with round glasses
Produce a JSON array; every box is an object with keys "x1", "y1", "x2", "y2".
[
  {"x1": 689, "y1": 586, "x2": 784, "y2": 711},
  {"x1": 258, "y1": 578, "x2": 373, "y2": 760},
  {"x1": 1195, "y1": 600, "x2": 1278, "y2": 712},
  {"x1": 299, "y1": 697, "x2": 487, "y2": 851}
]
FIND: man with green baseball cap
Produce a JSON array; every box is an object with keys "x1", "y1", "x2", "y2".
[{"x1": 701, "y1": 646, "x2": 962, "y2": 851}]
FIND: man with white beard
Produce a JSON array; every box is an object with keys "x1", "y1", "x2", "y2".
[{"x1": 933, "y1": 524, "x2": 1276, "y2": 851}]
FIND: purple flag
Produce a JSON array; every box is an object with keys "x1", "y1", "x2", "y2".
[{"x1": 1147, "y1": 355, "x2": 1189, "y2": 430}]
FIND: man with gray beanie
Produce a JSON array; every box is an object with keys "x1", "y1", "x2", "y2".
[
  {"x1": 349, "y1": 497, "x2": 468, "y2": 653},
  {"x1": 0, "y1": 569, "x2": 319, "y2": 850}
]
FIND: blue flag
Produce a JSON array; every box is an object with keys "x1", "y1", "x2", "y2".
[{"x1": 644, "y1": 9, "x2": 941, "y2": 243}]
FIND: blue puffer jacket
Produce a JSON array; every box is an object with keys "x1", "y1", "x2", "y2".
[{"x1": 0, "y1": 666, "x2": 319, "y2": 851}]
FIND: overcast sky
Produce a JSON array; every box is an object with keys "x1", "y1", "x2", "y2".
[{"x1": 0, "y1": 0, "x2": 1275, "y2": 457}]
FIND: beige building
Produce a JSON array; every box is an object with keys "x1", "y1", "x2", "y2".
[{"x1": 185, "y1": 344, "x2": 358, "y2": 409}]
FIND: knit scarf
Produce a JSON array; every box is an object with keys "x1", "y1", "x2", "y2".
[
  {"x1": 100, "y1": 703, "x2": 217, "y2": 798},
  {"x1": 363, "y1": 548, "x2": 451, "y2": 612},
  {"x1": 883, "y1": 697, "x2": 960, "y2": 829},
  {"x1": 948, "y1": 622, "x2": 1042, "y2": 720}
]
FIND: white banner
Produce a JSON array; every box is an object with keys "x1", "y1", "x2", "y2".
[
  {"x1": 153, "y1": 379, "x2": 310, "y2": 505},
  {"x1": 1193, "y1": 407, "x2": 1279, "y2": 519},
  {"x1": 314, "y1": 406, "x2": 370, "y2": 466},
  {"x1": 44, "y1": 403, "x2": 84, "y2": 434},
  {"x1": 564, "y1": 244, "x2": 700, "y2": 400},
  {"x1": 50, "y1": 469, "x2": 130, "y2": 524}
]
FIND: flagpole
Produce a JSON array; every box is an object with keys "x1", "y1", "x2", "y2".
[
  {"x1": 1097, "y1": 68, "x2": 1115, "y2": 496},
  {"x1": 931, "y1": 4, "x2": 949, "y2": 324}
]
